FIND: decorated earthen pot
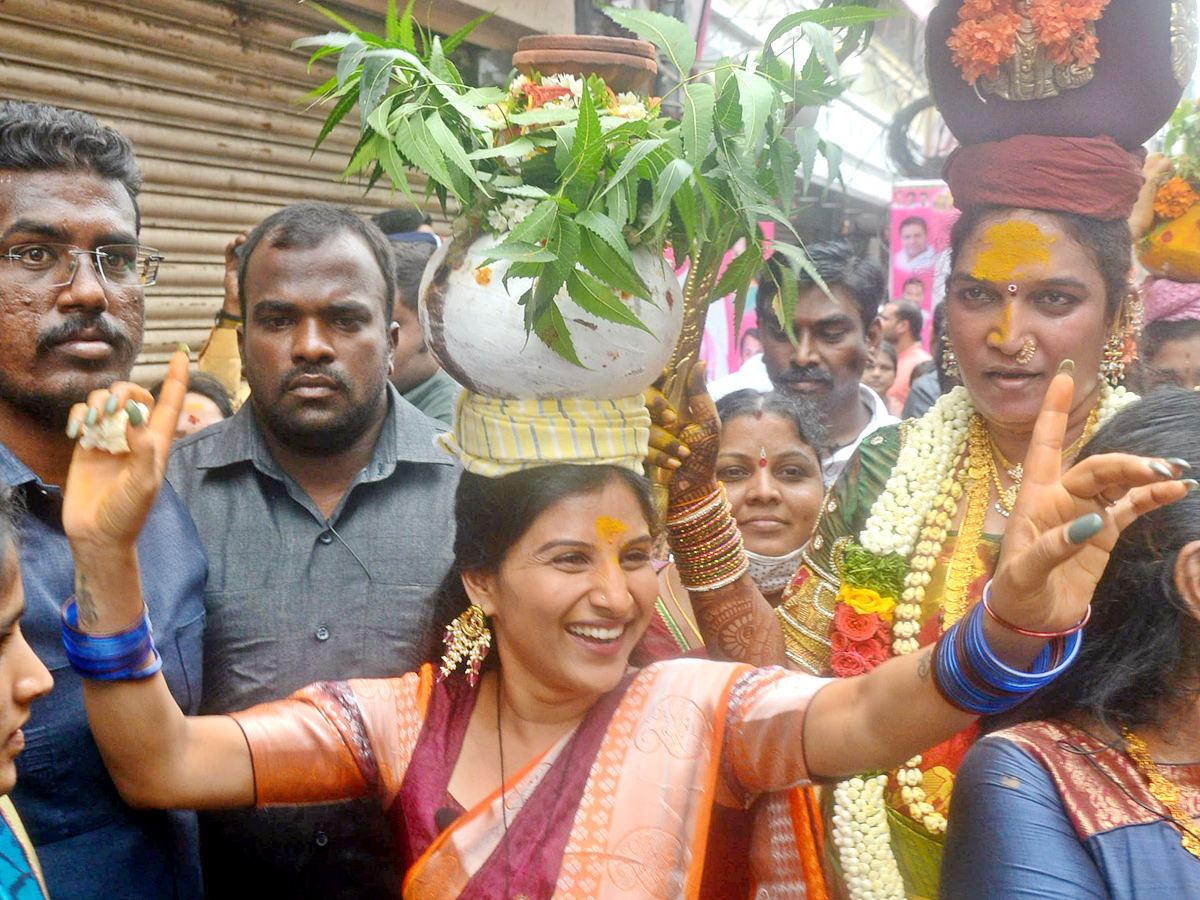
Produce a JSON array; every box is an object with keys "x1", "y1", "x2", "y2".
[{"x1": 419, "y1": 235, "x2": 683, "y2": 399}]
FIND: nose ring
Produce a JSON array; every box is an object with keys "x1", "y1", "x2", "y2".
[{"x1": 1015, "y1": 338, "x2": 1036, "y2": 365}]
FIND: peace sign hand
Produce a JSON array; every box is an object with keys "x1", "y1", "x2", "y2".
[
  {"x1": 987, "y1": 368, "x2": 1191, "y2": 636},
  {"x1": 62, "y1": 349, "x2": 189, "y2": 554}
]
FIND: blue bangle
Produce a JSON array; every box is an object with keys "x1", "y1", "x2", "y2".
[
  {"x1": 60, "y1": 599, "x2": 163, "y2": 680},
  {"x1": 932, "y1": 603, "x2": 1081, "y2": 715}
]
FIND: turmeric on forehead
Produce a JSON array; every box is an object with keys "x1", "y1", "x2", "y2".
[
  {"x1": 971, "y1": 220, "x2": 1056, "y2": 283},
  {"x1": 595, "y1": 516, "x2": 627, "y2": 543}
]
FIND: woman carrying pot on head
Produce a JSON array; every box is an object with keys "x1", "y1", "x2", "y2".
[
  {"x1": 943, "y1": 389, "x2": 1200, "y2": 898},
  {"x1": 649, "y1": 389, "x2": 826, "y2": 656},
  {"x1": 659, "y1": 1, "x2": 1196, "y2": 893},
  {"x1": 51, "y1": 349, "x2": 1187, "y2": 898}
]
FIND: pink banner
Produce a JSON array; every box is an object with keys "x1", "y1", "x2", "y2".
[{"x1": 890, "y1": 180, "x2": 958, "y2": 347}]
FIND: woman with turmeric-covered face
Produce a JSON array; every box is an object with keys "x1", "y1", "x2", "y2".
[{"x1": 661, "y1": 8, "x2": 1171, "y2": 892}]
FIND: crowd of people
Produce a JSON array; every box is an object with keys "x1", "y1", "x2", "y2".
[{"x1": 1, "y1": 2, "x2": 1200, "y2": 899}]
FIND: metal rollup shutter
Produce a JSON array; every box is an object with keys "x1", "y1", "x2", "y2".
[{"x1": 0, "y1": 0, "x2": 566, "y2": 383}]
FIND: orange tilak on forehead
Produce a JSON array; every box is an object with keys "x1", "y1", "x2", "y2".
[
  {"x1": 971, "y1": 220, "x2": 1056, "y2": 284},
  {"x1": 594, "y1": 516, "x2": 628, "y2": 544}
]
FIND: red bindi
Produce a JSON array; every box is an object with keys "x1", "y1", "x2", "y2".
[{"x1": 759, "y1": 447, "x2": 768, "y2": 468}]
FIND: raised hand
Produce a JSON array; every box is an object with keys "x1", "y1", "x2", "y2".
[
  {"x1": 62, "y1": 349, "x2": 189, "y2": 554},
  {"x1": 645, "y1": 363, "x2": 722, "y2": 510},
  {"x1": 988, "y1": 366, "x2": 1191, "y2": 635}
]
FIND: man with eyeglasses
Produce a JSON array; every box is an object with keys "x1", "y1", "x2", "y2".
[{"x1": 0, "y1": 101, "x2": 205, "y2": 900}]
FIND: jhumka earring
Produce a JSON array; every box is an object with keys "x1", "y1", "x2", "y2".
[
  {"x1": 1101, "y1": 291, "x2": 1144, "y2": 386},
  {"x1": 941, "y1": 339, "x2": 961, "y2": 378},
  {"x1": 439, "y1": 604, "x2": 491, "y2": 686}
]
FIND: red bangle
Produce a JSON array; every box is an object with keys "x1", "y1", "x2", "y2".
[{"x1": 981, "y1": 579, "x2": 1092, "y2": 638}]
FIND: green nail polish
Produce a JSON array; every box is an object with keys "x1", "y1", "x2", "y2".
[
  {"x1": 1058, "y1": 359, "x2": 1076, "y2": 376},
  {"x1": 1067, "y1": 513, "x2": 1104, "y2": 545},
  {"x1": 104, "y1": 395, "x2": 118, "y2": 415},
  {"x1": 66, "y1": 420, "x2": 79, "y2": 440},
  {"x1": 1183, "y1": 479, "x2": 1200, "y2": 492},
  {"x1": 176, "y1": 342, "x2": 191, "y2": 355},
  {"x1": 125, "y1": 400, "x2": 144, "y2": 426},
  {"x1": 1166, "y1": 458, "x2": 1192, "y2": 471},
  {"x1": 1150, "y1": 461, "x2": 1175, "y2": 480},
  {"x1": 84, "y1": 408, "x2": 97, "y2": 426}
]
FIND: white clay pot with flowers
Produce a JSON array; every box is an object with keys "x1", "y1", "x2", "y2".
[{"x1": 298, "y1": 1, "x2": 883, "y2": 408}]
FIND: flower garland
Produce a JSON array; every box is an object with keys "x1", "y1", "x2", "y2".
[
  {"x1": 830, "y1": 776, "x2": 906, "y2": 900},
  {"x1": 830, "y1": 383, "x2": 1136, "y2": 900},
  {"x1": 946, "y1": 0, "x2": 1111, "y2": 86}
]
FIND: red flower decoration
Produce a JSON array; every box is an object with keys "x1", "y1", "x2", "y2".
[
  {"x1": 833, "y1": 604, "x2": 882, "y2": 643},
  {"x1": 831, "y1": 649, "x2": 868, "y2": 677},
  {"x1": 859, "y1": 635, "x2": 890, "y2": 668}
]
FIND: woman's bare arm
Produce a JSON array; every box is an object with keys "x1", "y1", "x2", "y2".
[
  {"x1": 802, "y1": 372, "x2": 1189, "y2": 778},
  {"x1": 64, "y1": 352, "x2": 254, "y2": 809}
]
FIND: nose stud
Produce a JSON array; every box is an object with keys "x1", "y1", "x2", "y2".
[{"x1": 1015, "y1": 337, "x2": 1036, "y2": 365}]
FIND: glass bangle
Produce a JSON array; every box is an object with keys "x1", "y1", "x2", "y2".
[{"x1": 60, "y1": 599, "x2": 163, "y2": 680}]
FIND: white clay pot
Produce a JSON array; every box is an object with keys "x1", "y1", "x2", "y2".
[{"x1": 419, "y1": 233, "x2": 684, "y2": 399}]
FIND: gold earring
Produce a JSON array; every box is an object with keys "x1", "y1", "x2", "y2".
[
  {"x1": 439, "y1": 604, "x2": 491, "y2": 686},
  {"x1": 1101, "y1": 291, "x2": 1144, "y2": 386},
  {"x1": 942, "y1": 340, "x2": 961, "y2": 378}
]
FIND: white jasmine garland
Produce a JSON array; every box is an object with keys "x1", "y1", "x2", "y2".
[
  {"x1": 830, "y1": 775, "x2": 905, "y2": 900},
  {"x1": 834, "y1": 383, "x2": 1137, "y2": 900}
]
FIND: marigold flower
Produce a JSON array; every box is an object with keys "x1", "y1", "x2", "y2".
[{"x1": 1155, "y1": 177, "x2": 1200, "y2": 221}]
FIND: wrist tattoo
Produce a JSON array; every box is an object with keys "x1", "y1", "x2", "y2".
[
  {"x1": 76, "y1": 574, "x2": 97, "y2": 628},
  {"x1": 917, "y1": 649, "x2": 931, "y2": 681}
]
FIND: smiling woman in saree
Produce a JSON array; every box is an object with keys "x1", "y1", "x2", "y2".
[{"x1": 51, "y1": 346, "x2": 1190, "y2": 899}]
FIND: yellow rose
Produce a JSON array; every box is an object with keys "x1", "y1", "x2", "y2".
[{"x1": 837, "y1": 585, "x2": 897, "y2": 622}]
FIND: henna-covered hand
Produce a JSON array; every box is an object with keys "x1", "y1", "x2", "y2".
[
  {"x1": 645, "y1": 364, "x2": 722, "y2": 511},
  {"x1": 691, "y1": 575, "x2": 787, "y2": 666}
]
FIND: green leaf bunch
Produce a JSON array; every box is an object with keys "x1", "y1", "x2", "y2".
[
  {"x1": 1164, "y1": 98, "x2": 1200, "y2": 183},
  {"x1": 296, "y1": 0, "x2": 894, "y2": 363}
]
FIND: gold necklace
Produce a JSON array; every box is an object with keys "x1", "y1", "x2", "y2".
[
  {"x1": 988, "y1": 404, "x2": 1102, "y2": 518},
  {"x1": 1121, "y1": 725, "x2": 1200, "y2": 861},
  {"x1": 664, "y1": 569, "x2": 705, "y2": 645},
  {"x1": 942, "y1": 415, "x2": 991, "y2": 625}
]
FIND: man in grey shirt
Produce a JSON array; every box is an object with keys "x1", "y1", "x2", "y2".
[{"x1": 166, "y1": 201, "x2": 458, "y2": 899}]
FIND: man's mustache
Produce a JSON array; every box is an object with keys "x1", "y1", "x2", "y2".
[
  {"x1": 280, "y1": 364, "x2": 350, "y2": 392},
  {"x1": 774, "y1": 366, "x2": 832, "y2": 386},
  {"x1": 37, "y1": 315, "x2": 133, "y2": 354}
]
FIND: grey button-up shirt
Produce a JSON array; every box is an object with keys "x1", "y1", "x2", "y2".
[{"x1": 165, "y1": 384, "x2": 459, "y2": 900}]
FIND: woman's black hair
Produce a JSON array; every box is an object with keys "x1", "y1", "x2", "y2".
[
  {"x1": 149, "y1": 371, "x2": 234, "y2": 420},
  {"x1": 1018, "y1": 390, "x2": 1200, "y2": 730},
  {"x1": 715, "y1": 389, "x2": 826, "y2": 464},
  {"x1": 429, "y1": 464, "x2": 655, "y2": 668},
  {"x1": 0, "y1": 488, "x2": 20, "y2": 599},
  {"x1": 876, "y1": 340, "x2": 898, "y2": 366},
  {"x1": 947, "y1": 206, "x2": 1132, "y2": 320}
]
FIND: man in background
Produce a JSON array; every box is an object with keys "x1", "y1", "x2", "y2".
[
  {"x1": 755, "y1": 242, "x2": 897, "y2": 485},
  {"x1": 167, "y1": 201, "x2": 458, "y2": 899},
  {"x1": 879, "y1": 300, "x2": 931, "y2": 415}
]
